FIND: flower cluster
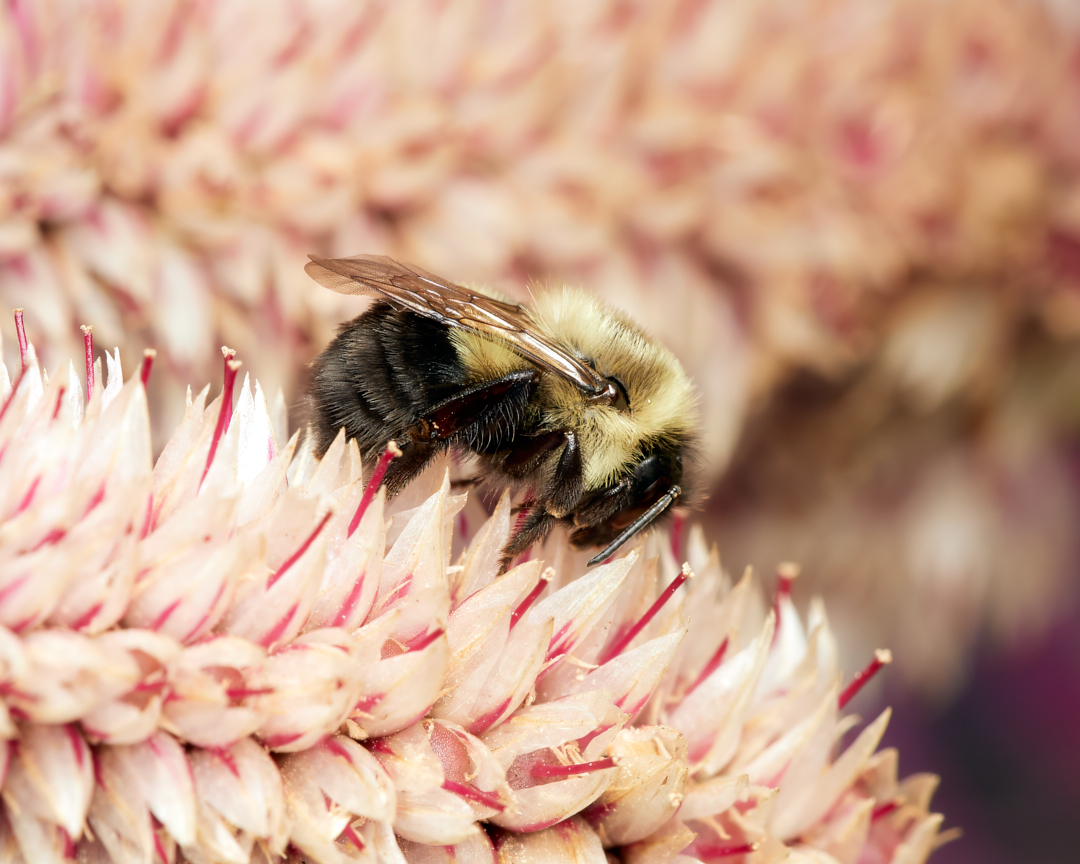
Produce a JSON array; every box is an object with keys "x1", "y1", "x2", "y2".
[
  {"x1": 2, "y1": 0, "x2": 1079, "y2": 694},
  {"x1": 0, "y1": 325, "x2": 949, "y2": 863}
]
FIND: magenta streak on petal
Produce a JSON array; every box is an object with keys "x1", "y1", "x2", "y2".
[
  {"x1": 139, "y1": 494, "x2": 154, "y2": 539},
  {"x1": 153, "y1": 828, "x2": 168, "y2": 864},
  {"x1": 0, "y1": 683, "x2": 36, "y2": 704},
  {"x1": 10, "y1": 614, "x2": 37, "y2": 633},
  {"x1": 83, "y1": 482, "x2": 106, "y2": 517},
  {"x1": 91, "y1": 750, "x2": 105, "y2": 787},
  {"x1": 81, "y1": 325, "x2": 94, "y2": 402},
  {"x1": 261, "y1": 732, "x2": 303, "y2": 749},
  {"x1": 267, "y1": 510, "x2": 333, "y2": 589},
  {"x1": 151, "y1": 600, "x2": 181, "y2": 631},
  {"x1": 530, "y1": 757, "x2": 616, "y2": 779},
  {"x1": 64, "y1": 725, "x2": 85, "y2": 768},
  {"x1": 872, "y1": 800, "x2": 900, "y2": 821},
  {"x1": 324, "y1": 739, "x2": 353, "y2": 761},
  {"x1": 259, "y1": 603, "x2": 300, "y2": 648},
  {"x1": 353, "y1": 693, "x2": 384, "y2": 714},
  {"x1": 600, "y1": 569, "x2": 689, "y2": 666},
  {"x1": 347, "y1": 442, "x2": 399, "y2": 537},
  {"x1": 684, "y1": 637, "x2": 730, "y2": 699},
  {"x1": 330, "y1": 571, "x2": 367, "y2": 628},
  {"x1": 51, "y1": 385, "x2": 66, "y2": 421},
  {"x1": 546, "y1": 620, "x2": 573, "y2": 659},
  {"x1": 14, "y1": 476, "x2": 39, "y2": 515},
  {"x1": 367, "y1": 738, "x2": 394, "y2": 754},
  {"x1": 0, "y1": 365, "x2": 27, "y2": 429},
  {"x1": 14, "y1": 309, "x2": 28, "y2": 366},
  {"x1": 582, "y1": 799, "x2": 617, "y2": 827},
  {"x1": 225, "y1": 687, "x2": 274, "y2": 700},
  {"x1": 376, "y1": 572, "x2": 412, "y2": 613},
  {"x1": 406, "y1": 628, "x2": 444, "y2": 653},
  {"x1": 140, "y1": 350, "x2": 155, "y2": 389},
  {"x1": 181, "y1": 581, "x2": 229, "y2": 644},
  {"x1": 694, "y1": 841, "x2": 759, "y2": 858},
  {"x1": 210, "y1": 747, "x2": 240, "y2": 778},
  {"x1": 468, "y1": 697, "x2": 513, "y2": 735},
  {"x1": 200, "y1": 351, "x2": 239, "y2": 488},
  {"x1": 442, "y1": 780, "x2": 506, "y2": 812},
  {"x1": 0, "y1": 575, "x2": 28, "y2": 607},
  {"x1": 69, "y1": 602, "x2": 103, "y2": 631},
  {"x1": 340, "y1": 824, "x2": 366, "y2": 851},
  {"x1": 770, "y1": 571, "x2": 795, "y2": 647},
  {"x1": 61, "y1": 828, "x2": 75, "y2": 859},
  {"x1": 509, "y1": 576, "x2": 548, "y2": 631},
  {"x1": 30, "y1": 527, "x2": 66, "y2": 550},
  {"x1": 615, "y1": 693, "x2": 652, "y2": 719},
  {"x1": 576, "y1": 723, "x2": 613, "y2": 752}
]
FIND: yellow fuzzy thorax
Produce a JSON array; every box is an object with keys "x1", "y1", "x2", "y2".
[{"x1": 450, "y1": 286, "x2": 697, "y2": 489}]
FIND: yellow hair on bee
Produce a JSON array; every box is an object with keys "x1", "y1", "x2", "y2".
[{"x1": 450, "y1": 286, "x2": 697, "y2": 490}]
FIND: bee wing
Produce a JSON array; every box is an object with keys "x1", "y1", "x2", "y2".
[{"x1": 306, "y1": 254, "x2": 612, "y2": 396}]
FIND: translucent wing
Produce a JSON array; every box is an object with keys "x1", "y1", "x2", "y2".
[{"x1": 306, "y1": 254, "x2": 614, "y2": 397}]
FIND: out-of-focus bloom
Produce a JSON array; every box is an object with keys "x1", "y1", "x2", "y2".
[{"x1": 0, "y1": 332, "x2": 952, "y2": 862}]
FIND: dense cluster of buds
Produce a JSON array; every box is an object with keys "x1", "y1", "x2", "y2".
[
  {"x1": 2, "y1": 0, "x2": 1080, "y2": 695},
  {"x1": 0, "y1": 323, "x2": 950, "y2": 863}
]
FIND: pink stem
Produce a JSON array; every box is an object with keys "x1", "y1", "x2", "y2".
[
  {"x1": 838, "y1": 649, "x2": 892, "y2": 709},
  {"x1": 80, "y1": 325, "x2": 94, "y2": 402},
  {"x1": 599, "y1": 566, "x2": 691, "y2": 665},
  {"x1": 347, "y1": 441, "x2": 401, "y2": 537},
  {"x1": 14, "y1": 309, "x2": 27, "y2": 367},
  {"x1": 200, "y1": 349, "x2": 239, "y2": 486}
]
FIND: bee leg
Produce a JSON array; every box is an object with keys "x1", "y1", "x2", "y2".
[
  {"x1": 499, "y1": 507, "x2": 555, "y2": 574},
  {"x1": 425, "y1": 370, "x2": 539, "y2": 447},
  {"x1": 380, "y1": 371, "x2": 540, "y2": 495},
  {"x1": 544, "y1": 429, "x2": 584, "y2": 513},
  {"x1": 381, "y1": 437, "x2": 442, "y2": 495}
]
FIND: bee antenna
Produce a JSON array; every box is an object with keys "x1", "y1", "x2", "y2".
[{"x1": 587, "y1": 485, "x2": 682, "y2": 567}]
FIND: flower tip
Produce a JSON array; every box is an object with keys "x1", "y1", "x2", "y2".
[
  {"x1": 221, "y1": 346, "x2": 236, "y2": 360},
  {"x1": 387, "y1": 440, "x2": 403, "y2": 458},
  {"x1": 140, "y1": 349, "x2": 156, "y2": 388},
  {"x1": 876, "y1": 648, "x2": 893, "y2": 664}
]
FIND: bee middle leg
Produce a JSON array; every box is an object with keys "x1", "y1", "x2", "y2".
[{"x1": 380, "y1": 370, "x2": 540, "y2": 496}]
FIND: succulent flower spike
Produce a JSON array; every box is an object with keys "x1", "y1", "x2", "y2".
[{"x1": 0, "y1": 330, "x2": 949, "y2": 863}]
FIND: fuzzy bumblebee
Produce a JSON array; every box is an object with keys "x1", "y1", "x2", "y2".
[{"x1": 306, "y1": 255, "x2": 697, "y2": 568}]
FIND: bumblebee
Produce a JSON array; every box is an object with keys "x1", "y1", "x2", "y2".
[{"x1": 305, "y1": 255, "x2": 697, "y2": 569}]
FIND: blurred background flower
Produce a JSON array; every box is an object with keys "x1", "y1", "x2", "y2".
[{"x1": 1, "y1": 1, "x2": 1078, "y2": 861}]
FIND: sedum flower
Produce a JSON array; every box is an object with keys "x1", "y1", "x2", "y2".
[{"x1": 0, "y1": 325, "x2": 952, "y2": 862}]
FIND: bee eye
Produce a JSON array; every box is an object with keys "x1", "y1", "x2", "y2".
[{"x1": 607, "y1": 376, "x2": 630, "y2": 412}]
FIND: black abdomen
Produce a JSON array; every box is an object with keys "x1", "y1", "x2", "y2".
[{"x1": 307, "y1": 303, "x2": 468, "y2": 459}]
